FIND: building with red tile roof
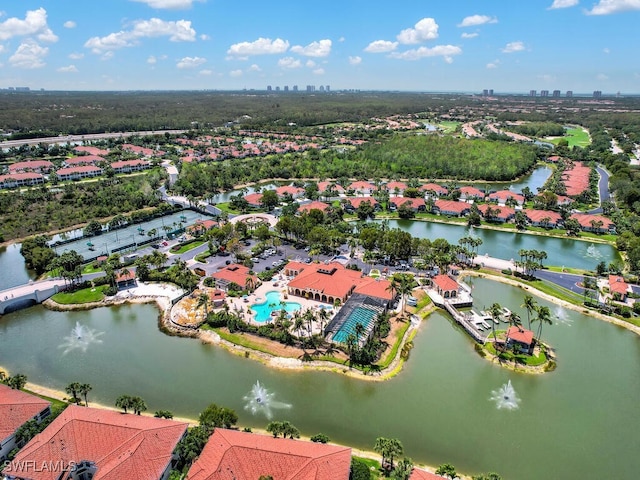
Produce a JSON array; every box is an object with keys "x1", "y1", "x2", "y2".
[
  {"x1": 344, "y1": 197, "x2": 380, "y2": 212},
  {"x1": 298, "y1": 201, "x2": 330, "y2": 214},
  {"x1": 506, "y1": 326, "x2": 535, "y2": 354},
  {"x1": 477, "y1": 204, "x2": 515, "y2": 223},
  {"x1": 608, "y1": 275, "x2": 629, "y2": 301},
  {"x1": 348, "y1": 180, "x2": 376, "y2": 195},
  {"x1": 187, "y1": 428, "x2": 351, "y2": 480},
  {"x1": 8, "y1": 160, "x2": 54, "y2": 173},
  {"x1": 122, "y1": 144, "x2": 163, "y2": 157},
  {"x1": 110, "y1": 159, "x2": 151, "y2": 174},
  {"x1": 569, "y1": 213, "x2": 614, "y2": 233},
  {"x1": 0, "y1": 384, "x2": 51, "y2": 461},
  {"x1": 385, "y1": 180, "x2": 408, "y2": 194},
  {"x1": 115, "y1": 269, "x2": 136, "y2": 288},
  {"x1": 389, "y1": 197, "x2": 426, "y2": 212},
  {"x1": 74, "y1": 146, "x2": 109, "y2": 156},
  {"x1": 488, "y1": 190, "x2": 525, "y2": 206},
  {"x1": 276, "y1": 185, "x2": 305, "y2": 199},
  {"x1": 286, "y1": 262, "x2": 391, "y2": 304},
  {"x1": 410, "y1": 469, "x2": 445, "y2": 480},
  {"x1": 420, "y1": 183, "x2": 448, "y2": 197},
  {"x1": 525, "y1": 209, "x2": 562, "y2": 227},
  {"x1": 431, "y1": 274, "x2": 460, "y2": 299},
  {"x1": 561, "y1": 161, "x2": 591, "y2": 197},
  {"x1": 187, "y1": 219, "x2": 218, "y2": 236},
  {"x1": 56, "y1": 165, "x2": 103, "y2": 181},
  {"x1": 317, "y1": 181, "x2": 345, "y2": 195},
  {"x1": 243, "y1": 193, "x2": 264, "y2": 208},
  {"x1": 433, "y1": 200, "x2": 470, "y2": 217},
  {"x1": 0, "y1": 172, "x2": 45, "y2": 189},
  {"x1": 3, "y1": 404, "x2": 188, "y2": 480},
  {"x1": 65, "y1": 155, "x2": 105, "y2": 166},
  {"x1": 212, "y1": 264, "x2": 259, "y2": 291},
  {"x1": 458, "y1": 186, "x2": 485, "y2": 200}
]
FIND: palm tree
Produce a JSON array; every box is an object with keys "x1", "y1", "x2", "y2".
[
  {"x1": 196, "y1": 292, "x2": 210, "y2": 318},
  {"x1": 532, "y1": 305, "x2": 553, "y2": 345},
  {"x1": 79, "y1": 383, "x2": 92, "y2": 407},
  {"x1": 115, "y1": 395, "x2": 133, "y2": 413},
  {"x1": 489, "y1": 302, "x2": 503, "y2": 344},
  {"x1": 504, "y1": 311, "x2": 522, "y2": 352},
  {"x1": 521, "y1": 295, "x2": 537, "y2": 330},
  {"x1": 131, "y1": 396, "x2": 147, "y2": 415},
  {"x1": 317, "y1": 307, "x2": 330, "y2": 336},
  {"x1": 293, "y1": 312, "x2": 305, "y2": 340},
  {"x1": 354, "y1": 322, "x2": 366, "y2": 342},
  {"x1": 65, "y1": 382, "x2": 82, "y2": 404}
]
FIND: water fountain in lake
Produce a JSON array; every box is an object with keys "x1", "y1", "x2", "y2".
[
  {"x1": 243, "y1": 380, "x2": 291, "y2": 419},
  {"x1": 585, "y1": 244, "x2": 603, "y2": 260},
  {"x1": 554, "y1": 305, "x2": 572, "y2": 326},
  {"x1": 490, "y1": 380, "x2": 521, "y2": 410},
  {"x1": 59, "y1": 321, "x2": 104, "y2": 355}
]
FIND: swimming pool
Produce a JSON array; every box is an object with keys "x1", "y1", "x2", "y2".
[
  {"x1": 332, "y1": 306, "x2": 377, "y2": 344},
  {"x1": 251, "y1": 291, "x2": 302, "y2": 323}
]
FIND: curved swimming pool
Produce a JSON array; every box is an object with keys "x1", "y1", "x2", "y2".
[{"x1": 250, "y1": 290, "x2": 302, "y2": 322}]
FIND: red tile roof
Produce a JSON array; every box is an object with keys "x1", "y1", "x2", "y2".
[
  {"x1": 187, "y1": 428, "x2": 351, "y2": 480},
  {"x1": 609, "y1": 275, "x2": 628, "y2": 295},
  {"x1": 0, "y1": 172, "x2": 44, "y2": 183},
  {"x1": 411, "y1": 469, "x2": 444, "y2": 480},
  {"x1": 434, "y1": 200, "x2": 470, "y2": 215},
  {"x1": 317, "y1": 181, "x2": 345, "y2": 193},
  {"x1": 298, "y1": 201, "x2": 330, "y2": 213},
  {"x1": 115, "y1": 270, "x2": 136, "y2": 282},
  {"x1": 349, "y1": 180, "x2": 376, "y2": 191},
  {"x1": 65, "y1": 155, "x2": 105, "y2": 165},
  {"x1": 56, "y1": 165, "x2": 103, "y2": 176},
  {"x1": 75, "y1": 146, "x2": 109, "y2": 156},
  {"x1": 347, "y1": 197, "x2": 379, "y2": 209},
  {"x1": 477, "y1": 204, "x2": 515, "y2": 220},
  {"x1": 432, "y1": 274, "x2": 459, "y2": 292},
  {"x1": 458, "y1": 186, "x2": 484, "y2": 198},
  {"x1": 561, "y1": 161, "x2": 591, "y2": 197},
  {"x1": 488, "y1": 190, "x2": 525, "y2": 204},
  {"x1": 353, "y1": 276, "x2": 394, "y2": 300},
  {"x1": 8, "y1": 160, "x2": 54, "y2": 172},
  {"x1": 507, "y1": 326, "x2": 534, "y2": 345},
  {"x1": 569, "y1": 213, "x2": 613, "y2": 229},
  {"x1": 389, "y1": 197, "x2": 426, "y2": 210},
  {"x1": 276, "y1": 185, "x2": 305, "y2": 197},
  {"x1": 244, "y1": 193, "x2": 263, "y2": 206},
  {"x1": 525, "y1": 209, "x2": 562, "y2": 224},
  {"x1": 385, "y1": 181, "x2": 408, "y2": 191},
  {"x1": 110, "y1": 159, "x2": 151, "y2": 169},
  {"x1": 420, "y1": 183, "x2": 448, "y2": 195},
  {"x1": 287, "y1": 262, "x2": 363, "y2": 300},
  {"x1": 0, "y1": 384, "x2": 50, "y2": 442},
  {"x1": 4, "y1": 405, "x2": 188, "y2": 480},
  {"x1": 212, "y1": 264, "x2": 258, "y2": 289}
]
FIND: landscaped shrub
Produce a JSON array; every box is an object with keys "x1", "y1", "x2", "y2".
[{"x1": 349, "y1": 458, "x2": 372, "y2": 480}]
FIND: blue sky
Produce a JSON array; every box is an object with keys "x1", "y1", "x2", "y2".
[{"x1": 1, "y1": 0, "x2": 639, "y2": 93}]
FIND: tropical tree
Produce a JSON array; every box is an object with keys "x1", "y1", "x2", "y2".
[
  {"x1": 6, "y1": 374, "x2": 27, "y2": 390},
  {"x1": 472, "y1": 473, "x2": 503, "y2": 480},
  {"x1": 199, "y1": 403, "x2": 238, "y2": 431},
  {"x1": 310, "y1": 433, "x2": 330, "y2": 443},
  {"x1": 374, "y1": 437, "x2": 404, "y2": 471},
  {"x1": 489, "y1": 302, "x2": 503, "y2": 344},
  {"x1": 532, "y1": 305, "x2": 553, "y2": 344},
  {"x1": 280, "y1": 421, "x2": 300, "y2": 439},
  {"x1": 173, "y1": 426, "x2": 211, "y2": 470},
  {"x1": 521, "y1": 295, "x2": 538, "y2": 330},
  {"x1": 435, "y1": 463, "x2": 457, "y2": 479},
  {"x1": 196, "y1": 292, "x2": 210, "y2": 317},
  {"x1": 65, "y1": 382, "x2": 82, "y2": 404},
  {"x1": 154, "y1": 410, "x2": 174, "y2": 419},
  {"x1": 393, "y1": 457, "x2": 414, "y2": 480},
  {"x1": 115, "y1": 394, "x2": 133, "y2": 413},
  {"x1": 130, "y1": 396, "x2": 147, "y2": 415},
  {"x1": 78, "y1": 383, "x2": 92, "y2": 406},
  {"x1": 266, "y1": 421, "x2": 284, "y2": 438}
]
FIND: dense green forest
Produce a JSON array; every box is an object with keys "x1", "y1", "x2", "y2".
[{"x1": 0, "y1": 173, "x2": 166, "y2": 241}]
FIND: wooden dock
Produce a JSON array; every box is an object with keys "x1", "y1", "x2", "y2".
[{"x1": 443, "y1": 301, "x2": 488, "y2": 344}]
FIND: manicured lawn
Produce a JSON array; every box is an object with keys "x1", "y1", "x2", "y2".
[
  {"x1": 51, "y1": 285, "x2": 109, "y2": 304},
  {"x1": 376, "y1": 319, "x2": 411, "y2": 369},
  {"x1": 548, "y1": 127, "x2": 591, "y2": 148},
  {"x1": 484, "y1": 341, "x2": 548, "y2": 366},
  {"x1": 24, "y1": 389, "x2": 69, "y2": 409},
  {"x1": 438, "y1": 121, "x2": 460, "y2": 134},
  {"x1": 82, "y1": 263, "x2": 104, "y2": 274},
  {"x1": 215, "y1": 202, "x2": 242, "y2": 214},
  {"x1": 170, "y1": 240, "x2": 205, "y2": 254}
]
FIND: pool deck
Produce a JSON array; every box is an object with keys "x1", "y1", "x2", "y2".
[{"x1": 225, "y1": 275, "x2": 338, "y2": 336}]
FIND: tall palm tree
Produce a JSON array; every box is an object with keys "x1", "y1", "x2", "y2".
[
  {"x1": 504, "y1": 312, "x2": 522, "y2": 352},
  {"x1": 532, "y1": 305, "x2": 553, "y2": 345},
  {"x1": 293, "y1": 312, "x2": 305, "y2": 340},
  {"x1": 65, "y1": 382, "x2": 82, "y2": 404},
  {"x1": 489, "y1": 302, "x2": 503, "y2": 344},
  {"x1": 79, "y1": 383, "x2": 92, "y2": 407},
  {"x1": 317, "y1": 307, "x2": 330, "y2": 336},
  {"x1": 354, "y1": 322, "x2": 366, "y2": 343},
  {"x1": 521, "y1": 295, "x2": 537, "y2": 330},
  {"x1": 196, "y1": 292, "x2": 210, "y2": 318}
]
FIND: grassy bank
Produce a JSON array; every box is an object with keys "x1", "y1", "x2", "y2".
[{"x1": 51, "y1": 285, "x2": 109, "y2": 304}]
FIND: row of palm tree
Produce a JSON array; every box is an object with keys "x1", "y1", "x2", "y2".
[{"x1": 65, "y1": 382, "x2": 92, "y2": 406}]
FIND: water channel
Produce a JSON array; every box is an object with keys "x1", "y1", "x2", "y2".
[
  {"x1": 0, "y1": 278, "x2": 638, "y2": 480},
  {"x1": 377, "y1": 219, "x2": 619, "y2": 271}
]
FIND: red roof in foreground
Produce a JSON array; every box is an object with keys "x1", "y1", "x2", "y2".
[
  {"x1": 4, "y1": 405, "x2": 188, "y2": 480},
  {"x1": 0, "y1": 384, "x2": 50, "y2": 442},
  {"x1": 507, "y1": 326, "x2": 534, "y2": 345},
  {"x1": 411, "y1": 469, "x2": 444, "y2": 480},
  {"x1": 187, "y1": 428, "x2": 351, "y2": 480},
  {"x1": 432, "y1": 274, "x2": 459, "y2": 292},
  {"x1": 609, "y1": 275, "x2": 628, "y2": 295}
]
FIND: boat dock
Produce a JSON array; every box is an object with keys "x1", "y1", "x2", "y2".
[{"x1": 443, "y1": 302, "x2": 488, "y2": 343}]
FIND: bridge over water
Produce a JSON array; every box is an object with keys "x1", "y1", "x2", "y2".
[{"x1": 0, "y1": 279, "x2": 67, "y2": 315}]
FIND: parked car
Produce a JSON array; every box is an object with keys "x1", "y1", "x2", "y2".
[{"x1": 251, "y1": 257, "x2": 260, "y2": 262}]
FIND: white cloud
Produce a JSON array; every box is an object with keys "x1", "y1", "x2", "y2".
[
  {"x1": 176, "y1": 56, "x2": 206, "y2": 69},
  {"x1": 290, "y1": 39, "x2": 332, "y2": 57},
  {"x1": 147, "y1": 55, "x2": 157, "y2": 64},
  {"x1": 538, "y1": 74, "x2": 556, "y2": 82},
  {"x1": 0, "y1": 8, "x2": 58, "y2": 43},
  {"x1": 313, "y1": 68, "x2": 325, "y2": 75},
  {"x1": 389, "y1": 45, "x2": 462, "y2": 62},
  {"x1": 587, "y1": 0, "x2": 640, "y2": 15},
  {"x1": 278, "y1": 56, "x2": 301, "y2": 69},
  {"x1": 397, "y1": 18, "x2": 439, "y2": 44},
  {"x1": 63, "y1": 20, "x2": 76, "y2": 29},
  {"x1": 0, "y1": 45, "x2": 5, "y2": 54},
  {"x1": 457, "y1": 15, "x2": 498, "y2": 27},
  {"x1": 131, "y1": 0, "x2": 201, "y2": 9},
  {"x1": 200, "y1": 34, "x2": 210, "y2": 40},
  {"x1": 548, "y1": 0, "x2": 580, "y2": 8},
  {"x1": 306, "y1": 60, "x2": 316, "y2": 68},
  {"x1": 227, "y1": 37, "x2": 289, "y2": 57},
  {"x1": 597, "y1": 73, "x2": 609, "y2": 80},
  {"x1": 349, "y1": 55, "x2": 362, "y2": 65},
  {"x1": 486, "y1": 59, "x2": 500, "y2": 69},
  {"x1": 248, "y1": 64, "x2": 261, "y2": 72},
  {"x1": 101, "y1": 51, "x2": 114, "y2": 61},
  {"x1": 57, "y1": 64, "x2": 78, "y2": 73},
  {"x1": 85, "y1": 18, "x2": 195, "y2": 54},
  {"x1": 68, "y1": 52, "x2": 84, "y2": 60},
  {"x1": 339, "y1": 36, "x2": 345, "y2": 42},
  {"x1": 9, "y1": 40, "x2": 48, "y2": 68},
  {"x1": 364, "y1": 40, "x2": 398, "y2": 53},
  {"x1": 199, "y1": 69, "x2": 212, "y2": 75},
  {"x1": 502, "y1": 41, "x2": 525, "y2": 53},
  {"x1": 229, "y1": 69, "x2": 243, "y2": 77},
  {"x1": 461, "y1": 32, "x2": 479, "y2": 39}
]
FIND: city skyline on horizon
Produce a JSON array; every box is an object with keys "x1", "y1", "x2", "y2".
[{"x1": 1, "y1": 1, "x2": 639, "y2": 93}]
